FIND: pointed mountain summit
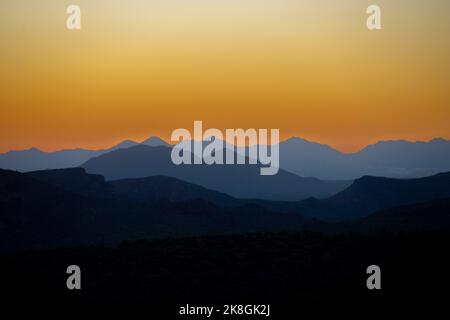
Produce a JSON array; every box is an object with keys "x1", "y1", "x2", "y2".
[
  {"x1": 281, "y1": 137, "x2": 342, "y2": 154},
  {"x1": 110, "y1": 140, "x2": 140, "y2": 151},
  {"x1": 142, "y1": 136, "x2": 170, "y2": 147},
  {"x1": 279, "y1": 137, "x2": 347, "y2": 179}
]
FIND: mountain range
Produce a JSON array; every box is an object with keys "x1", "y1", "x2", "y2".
[
  {"x1": 280, "y1": 137, "x2": 450, "y2": 179},
  {"x1": 0, "y1": 136, "x2": 168, "y2": 172},
  {"x1": 1, "y1": 136, "x2": 449, "y2": 180},
  {"x1": 2, "y1": 167, "x2": 450, "y2": 250},
  {"x1": 0, "y1": 168, "x2": 306, "y2": 250}
]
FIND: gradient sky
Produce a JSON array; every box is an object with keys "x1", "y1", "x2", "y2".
[{"x1": 1, "y1": 0, "x2": 449, "y2": 153}]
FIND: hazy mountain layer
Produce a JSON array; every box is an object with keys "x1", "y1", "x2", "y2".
[
  {"x1": 81, "y1": 145, "x2": 349, "y2": 201},
  {"x1": 2, "y1": 136, "x2": 449, "y2": 179}
]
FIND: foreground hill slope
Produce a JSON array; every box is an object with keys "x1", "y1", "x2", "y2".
[
  {"x1": 0, "y1": 169, "x2": 306, "y2": 250},
  {"x1": 295, "y1": 172, "x2": 450, "y2": 221},
  {"x1": 3, "y1": 168, "x2": 450, "y2": 250}
]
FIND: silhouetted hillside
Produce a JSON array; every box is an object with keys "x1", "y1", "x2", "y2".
[
  {"x1": 25, "y1": 168, "x2": 273, "y2": 208},
  {"x1": 27, "y1": 168, "x2": 113, "y2": 199},
  {"x1": 304, "y1": 197, "x2": 450, "y2": 234},
  {"x1": 295, "y1": 172, "x2": 450, "y2": 221},
  {"x1": 3, "y1": 168, "x2": 450, "y2": 251},
  {"x1": 0, "y1": 169, "x2": 107, "y2": 249},
  {"x1": 0, "y1": 169, "x2": 307, "y2": 250},
  {"x1": 361, "y1": 197, "x2": 450, "y2": 232},
  {"x1": 110, "y1": 176, "x2": 239, "y2": 207}
]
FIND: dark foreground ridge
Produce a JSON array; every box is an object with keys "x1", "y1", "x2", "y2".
[{"x1": 2, "y1": 168, "x2": 450, "y2": 251}]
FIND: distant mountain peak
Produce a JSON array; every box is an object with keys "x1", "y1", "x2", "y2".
[
  {"x1": 142, "y1": 136, "x2": 170, "y2": 147},
  {"x1": 281, "y1": 137, "x2": 342, "y2": 156},
  {"x1": 363, "y1": 137, "x2": 450, "y2": 149},
  {"x1": 351, "y1": 175, "x2": 392, "y2": 185},
  {"x1": 110, "y1": 140, "x2": 140, "y2": 151},
  {"x1": 4, "y1": 147, "x2": 42, "y2": 156},
  {"x1": 7, "y1": 147, "x2": 44, "y2": 154},
  {"x1": 430, "y1": 138, "x2": 448, "y2": 143},
  {"x1": 284, "y1": 136, "x2": 313, "y2": 144}
]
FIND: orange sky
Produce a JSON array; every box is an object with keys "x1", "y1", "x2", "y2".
[{"x1": 1, "y1": 0, "x2": 449, "y2": 153}]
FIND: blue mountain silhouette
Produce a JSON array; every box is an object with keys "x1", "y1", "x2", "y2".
[
  {"x1": 81, "y1": 145, "x2": 349, "y2": 201},
  {"x1": 2, "y1": 136, "x2": 450, "y2": 179},
  {"x1": 280, "y1": 137, "x2": 450, "y2": 179},
  {"x1": 0, "y1": 136, "x2": 169, "y2": 172}
]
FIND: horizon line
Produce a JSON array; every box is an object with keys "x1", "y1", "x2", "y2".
[{"x1": 1, "y1": 136, "x2": 449, "y2": 156}]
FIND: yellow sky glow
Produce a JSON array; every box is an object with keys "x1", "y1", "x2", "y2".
[{"x1": 1, "y1": 0, "x2": 449, "y2": 153}]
